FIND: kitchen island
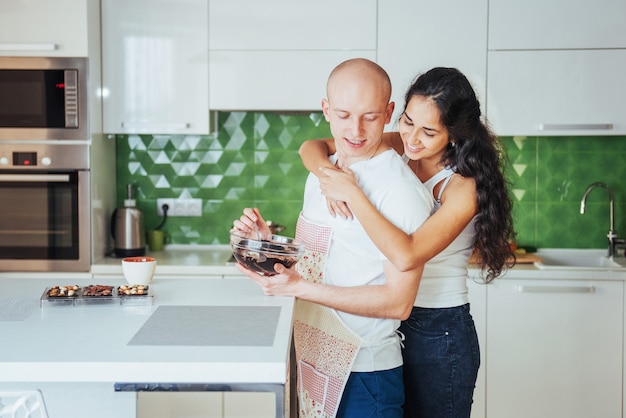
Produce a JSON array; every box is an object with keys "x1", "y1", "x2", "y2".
[{"x1": 0, "y1": 277, "x2": 295, "y2": 418}]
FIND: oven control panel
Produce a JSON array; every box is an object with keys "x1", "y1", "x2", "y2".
[
  {"x1": 0, "y1": 144, "x2": 88, "y2": 170},
  {"x1": 12, "y1": 151, "x2": 38, "y2": 166}
]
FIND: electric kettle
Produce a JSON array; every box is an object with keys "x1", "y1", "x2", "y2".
[{"x1": 111, "y1": 184, "x2": 145, "y2": 257}]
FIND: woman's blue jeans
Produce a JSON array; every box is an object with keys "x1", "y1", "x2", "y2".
[{"x1": 398, "y1": 303, "x2": 480, "y2": 418}]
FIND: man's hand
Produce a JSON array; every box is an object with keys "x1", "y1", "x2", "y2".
[
  {"x1": 232, "y1": 207, "x2": 271, "y2": 238},
  {"x1": 235, "y1": 263, "x2": 303, "y2": 296}
]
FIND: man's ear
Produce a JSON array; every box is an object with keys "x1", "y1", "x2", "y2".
[
  {"x1": 385, "y1": 101, "x2": 395, "y2": 124},
  {"x1": 321, "y1": 98, "x2": 331, "y2": 121}
]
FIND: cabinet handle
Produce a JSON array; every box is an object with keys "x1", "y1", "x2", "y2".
[
  {"x1": 538, "y1": 123, "x2": 613, "y2": 131},
  {"x1": 0, "y1": 174, "x2": 70, "y2": 183},
  {"x1": 0, "y1": 43, "x2": 57, "y2": 51},
  {"x1": 121, "y1": 122, "x2": 191, "y2": 130},
  {"x1": 516, "y1": 285, "x2": 595, "y2": 294}
]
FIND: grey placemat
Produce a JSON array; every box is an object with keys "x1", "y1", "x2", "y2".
[
  {"x1": 0, "y1": 297, "x2": 39, "y2": 321},
  {"x1": 128, "y1": 305, "x2": 281, "y2": 347}
]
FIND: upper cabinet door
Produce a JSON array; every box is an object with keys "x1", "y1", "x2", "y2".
[
  {"x1": 0, "y1": 0, "x2": 90, "y2": 56},
  {"x1": 208, "y1": 0, "x2": 376, "y2": 111},
  {"x1": 209, "y1": 0, "x2": 376, "y2": 50},
  {"x1": 486, "y1": 0, "x2": 626, "y2": 136},
  {"x1": 377, "y1": 0, "x2": 488, "y2": 127},
  {"x1": 487, "y1": 49, "x2": 626, "y2": 136},
  {"x1": 488, "y1": 0, "x2": 626, "y2": 50},
  {"x1": 102, "y1": 0, "x2": 209, "y2": 134},
  {"x1": 209, "y1": 50, "x2": 376, "y2": 111}
]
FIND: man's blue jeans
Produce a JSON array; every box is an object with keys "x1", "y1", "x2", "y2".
[
  {"x1": 336, "y1": 366, "x2": 404, "y2": 418},
  {"x1": 399, "y1": 304, "x2": 480, "y2": 418}
]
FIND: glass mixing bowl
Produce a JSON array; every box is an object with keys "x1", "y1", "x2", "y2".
[{"x1": 230, "y1": 229, "x2": 305, "y2": 276}]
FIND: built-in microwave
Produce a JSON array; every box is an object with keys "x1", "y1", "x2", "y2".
[{"x1": 0, "y1": 57, "x2": 88, "y2": 141}]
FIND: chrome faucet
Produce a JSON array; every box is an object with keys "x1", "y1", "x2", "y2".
[{"x1": 580, "y1": 182, "x2": 624, "y2": 257}]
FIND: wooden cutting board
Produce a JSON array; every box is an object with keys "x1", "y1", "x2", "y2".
[
  {"x1": 511, "y1": 252, "x2": 542, "y2": 264},
  {"x1": 469, "y1": 251, "x2": 541, "y2": 265}
]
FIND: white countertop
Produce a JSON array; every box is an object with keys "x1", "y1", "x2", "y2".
[
  {"x1": 2, "y1": 245, "x2": 625, "y2": 282},
  {"x1": 0, "y1": 278, "x2": 294, "y2": 385},
  {"x1": 91, "y1": 244, "x2": 241, "y2": 276},
  {"x1": 90, "y1": 245, "x2": 626, "y2": 281}
]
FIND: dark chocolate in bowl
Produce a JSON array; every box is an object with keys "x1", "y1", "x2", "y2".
[
  {"x1": 230, "y1": 232, "x2": 305, "y2": 276},
  {"x1": 232, "y1": 246, "x2": 300, "y2": 275}
]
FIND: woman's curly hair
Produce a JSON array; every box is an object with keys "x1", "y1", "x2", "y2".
[{"x1": 404, "y1": 67, "x2": 516, "y2": 282}]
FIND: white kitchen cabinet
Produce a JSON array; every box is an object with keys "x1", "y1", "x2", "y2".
[
  {"x1": 487, "y1": 49, "x2": 626, "y2": 136},
  {"x1": 209, "y1": 0, "x2": 376, "y2": 51},
  {"x1": 209, "y1": 50, "x2": 376, "y2": 111},
  {"x1": 137, "y1": 392, "x2": 223, "y2": 418},
  {"x1": 467, "y1": 279, "x2": 487, "y2": 418},
  {"x1": 486, "y1": 278, "x2": 623, "y2": 418},
  {"x1": 137, "y1": 392, "x2": 276, "y2": 418},
  {"x1": 224, "y1": 392, "x2": 276, "y2": 418},
  {"x1": 0, "y1": 0, "x2": 91, "y2": 56},
  {"x1": 486, "y1": 0, "x2": 626, "y2": 136},
  {"x1": 488, "y1": 0, "x2": 626, "y2": 50},
  {"x1": 208, "y1": 0, "x2": 376, "y2": 111},
  {"x1": 377, "y1": 0, "x2": 488, "y2": 127},
  {"x1": 101, "y1": 0, "x2": 209, "y2": 134}
]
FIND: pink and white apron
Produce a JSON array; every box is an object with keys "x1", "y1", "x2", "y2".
[{"x1": 293, "y1": 214, "x2": 362, "y2": 418}]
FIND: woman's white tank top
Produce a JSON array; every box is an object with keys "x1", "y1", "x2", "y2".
[{"x1": 404, "y1": 158, "x2": 476, "y2": 308}]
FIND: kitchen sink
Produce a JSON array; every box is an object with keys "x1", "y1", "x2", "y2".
[{"x1": 534, "y1": 248, "x2": 624, "y2": 270}]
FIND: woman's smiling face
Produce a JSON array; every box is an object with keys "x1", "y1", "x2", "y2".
[{"x1": 398, "y1": 95, "x2": 450, "y2": 162}]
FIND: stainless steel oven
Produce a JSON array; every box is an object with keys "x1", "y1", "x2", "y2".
[{"x1": 0, "y1": 143, "x2": 90, "y2": 272}]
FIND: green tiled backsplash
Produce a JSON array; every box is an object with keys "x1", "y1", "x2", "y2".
[
  {"x1": 502, "y1": 135, "x2": 626, "y2": 249},
  {"x1": 115, "y1": 112, "x2": 626, "y2": 249},
  {"x1": 115, "y1": 112, "x2": 330, "y2": 245}
]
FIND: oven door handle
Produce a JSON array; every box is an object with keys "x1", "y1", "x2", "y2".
[{"x1": 0, "y1": 174, "x2": 70, "y2": 183}]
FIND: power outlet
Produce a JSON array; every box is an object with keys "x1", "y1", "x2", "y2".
[
  {"x1": 185, "y1": 198, "x2": 203, "y2": 216},
  {"x1": 157, "y1": 198, "x2": 202, "y2": 217},
  {"x1": 157, "y1": 198, "x2": 174, "y2": 216}
]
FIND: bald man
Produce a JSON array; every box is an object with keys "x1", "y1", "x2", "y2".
[{"x1": 235, "y1": 58, "x2": 433, "y2": 417}]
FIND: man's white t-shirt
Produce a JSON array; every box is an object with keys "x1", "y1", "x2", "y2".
[{"x1": 300, "y1": 148, "x2": 433, "y2": 372}]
